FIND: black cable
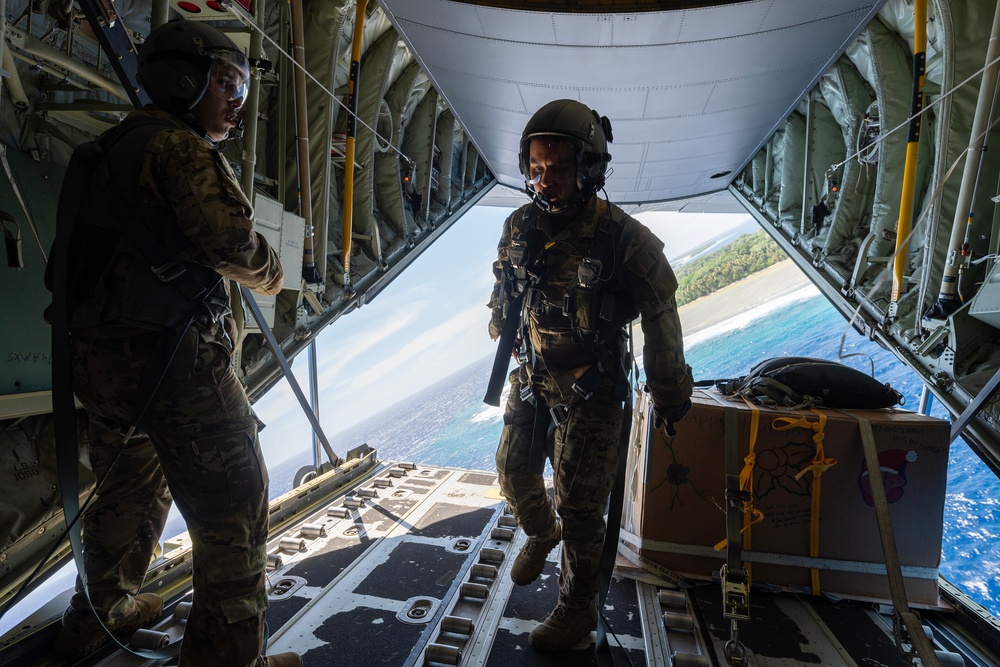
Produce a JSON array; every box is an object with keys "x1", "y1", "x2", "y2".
[{"x1": 598, "y1": 611, "x2": 636, "y2": 667}]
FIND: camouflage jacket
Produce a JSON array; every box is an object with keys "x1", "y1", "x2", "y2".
[
  {"x1": 489, "y1": 197, "x2": 692, "y2": 412},
  {"x1": 134, "y1": 108, "x2": 282, "y2": 296},
  {"x1": 62, "y1": 108, "x2": 283, "y2": 337}
]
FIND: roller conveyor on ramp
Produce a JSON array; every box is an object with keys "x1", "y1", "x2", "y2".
[{"x1": 4, "y1": 457, "x2": 998, "y2": 667}]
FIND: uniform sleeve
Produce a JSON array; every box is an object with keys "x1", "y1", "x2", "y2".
[
  {"x1": 487, "y1": 211, "x2": 517, "y2": 340},
  {"x1": 153, "y1": 132, "x2": 283, "y2": 295},
  {"x1": 620, "y1": 220, "x2": 693, "y2": 413}
]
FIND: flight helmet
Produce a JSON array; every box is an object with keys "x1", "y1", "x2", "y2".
[
  {"x1": 137, "y1": 19, "x2": 249, "y2": 116},
  {"x1": 519, "y1": 99, "x2": 613, "y2": 213}
]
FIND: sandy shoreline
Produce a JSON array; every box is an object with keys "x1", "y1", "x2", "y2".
[{"x1": 677, "y1": 259, "x2": 815, "y2": 336}]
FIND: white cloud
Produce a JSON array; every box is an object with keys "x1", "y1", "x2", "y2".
[
  {"x1": 258, "y1": 205, "x2": 509, "y2": 440},
  {"x1": 357, "y1": 305, "x2": 487, "y2": 390}
]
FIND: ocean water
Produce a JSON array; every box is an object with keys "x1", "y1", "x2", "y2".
[{"x1": 271, "y1": 291, "x2": 1000, "y2": 619}]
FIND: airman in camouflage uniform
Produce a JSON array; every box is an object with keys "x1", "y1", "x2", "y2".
[
  {"x1": 489, "y1": 100, "x2": 692, "y2": 652},
  {"x1": 53, "y1": 20, "x2": 299, "y2": 667}
]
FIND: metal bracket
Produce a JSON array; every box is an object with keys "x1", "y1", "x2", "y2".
[
  {"x1": 950, "y1": 364, "x2": 1000, "y2": 443},
  {"x1": 77, "y1": 0, "x2": 150, "y2": 109}
]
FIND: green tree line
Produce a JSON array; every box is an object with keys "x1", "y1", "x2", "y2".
[{"x1": 674, "y1": 230, "x2": 787, "y2": 307}]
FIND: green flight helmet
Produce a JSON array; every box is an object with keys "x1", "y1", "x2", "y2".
[
  {"x1": 519, "y1": 99, "x2": 614, "y2": 212},
  {"x1": 137, "y1": 19, "x2": 250, "y2": 116}
]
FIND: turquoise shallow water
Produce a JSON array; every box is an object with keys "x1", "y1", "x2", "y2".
[{"x1": 270, "y1": 294, "x2": 1000, "y2": 618}]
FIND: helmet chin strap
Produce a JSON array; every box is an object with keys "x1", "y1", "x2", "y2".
[
  {"x1": 525, "y1": 183, "x2": 588, "y2": 215},
  {"x1": 178, "y1": 112, "x2": 243, "y2": 144}
]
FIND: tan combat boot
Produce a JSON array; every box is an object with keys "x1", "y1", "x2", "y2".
[
  {"x1": 528, "y1": 598, "x2": 598, "y2": 652},
  {"x1": 510, "y1": 523, "x2": 561, "y2": 585},
  {"x1": 55, "y1": 592, "x2": 164, "y2": 659},
  {"x1": 261, "y1": 652, "x2": 303, "y2": 666}
]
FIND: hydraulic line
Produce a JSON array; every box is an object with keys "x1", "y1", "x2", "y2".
[
  {"x1": 929, "y1": 1, "x2": 1000, "y2": 318},
  {"x1": 889, "y1": 0, "x2": 927, "y2": 316},
  {"x1": 341, "y1": 0, "x2": 368, "y2": 293},
  {"x1": 7, "y1": 30, "x2": 128, "y2": 100},
  {"x1": 289, "y1": 0, "x2": 321, "y2": 285}
]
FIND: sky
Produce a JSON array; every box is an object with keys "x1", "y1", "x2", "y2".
[{"x1": 253, "y1": 200, "x2": 752, "y2": 467}]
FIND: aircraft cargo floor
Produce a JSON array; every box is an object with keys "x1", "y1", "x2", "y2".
[{"x1": 3, "y1": 459, "x2": 996, "y2": 666}]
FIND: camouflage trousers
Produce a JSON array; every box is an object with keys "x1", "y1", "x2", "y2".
[
  {"x1": 70, "y1": 321, "x2": 269, "y2": 667},
  {"x1": 496, "y1": 368, "x2": 624, "y2": 608}
]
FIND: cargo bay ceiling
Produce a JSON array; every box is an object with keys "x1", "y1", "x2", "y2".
[{"x1": 380, "y1": 0, "x2": 885, "y2": 205}]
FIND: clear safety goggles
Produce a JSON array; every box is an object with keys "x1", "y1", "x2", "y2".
[{"x1": 206, "y1": 49, "x2": 250, "y2": 103}]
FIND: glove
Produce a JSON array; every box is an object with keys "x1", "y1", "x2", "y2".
[
  {"x1": 488, "y1": 313, "x2": 503, "y2": 340},
  {"x1": 653, "y1": 398, "x2": 691, "y2": 437}
]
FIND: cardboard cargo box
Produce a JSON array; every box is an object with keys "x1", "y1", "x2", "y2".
[{"x1": 622, "y1": 389, "x2": 950, "y2": 606}]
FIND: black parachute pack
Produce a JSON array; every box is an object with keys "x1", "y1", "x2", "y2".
[
  {"x1": 715, "y1": 356, "x2": 903, "y2": 409},
  {"x1": 45, "y1": 115, "x2": 228, "y2": 331}
]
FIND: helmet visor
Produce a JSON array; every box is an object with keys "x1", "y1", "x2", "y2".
[{"x1": 205, "y1": 49, "x2": 250, "y2": 103}]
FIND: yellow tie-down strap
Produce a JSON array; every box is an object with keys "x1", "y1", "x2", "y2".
[
  {"x1": 713, "y1": 396, "x2": 765, "y2": 579},
  {"x1": 773, "y1": 409, "x2": 836, "y2": 595}
]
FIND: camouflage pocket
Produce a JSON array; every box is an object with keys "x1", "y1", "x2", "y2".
[
  {"x1": 219, "y1": 587, "x2": 268, "y2": 624},
  {"x1": 193, "y1": 428, "x2": 267, "y2": 515},
  {"x1": 155, "y1": 417, "x2": 267, "y2": 516}
]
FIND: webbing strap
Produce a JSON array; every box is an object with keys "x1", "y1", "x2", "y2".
[
  {"x1": 775, "y1": 409, "x2": 835, "y2": 595},
  {"x1": 844, "y1": 411, "x2": 940, "y2": 667},
  {"x1": 738, "y1": 398, "x2": 763, "y2": 561},
  {"x1": 594, "y1": 390, "x2": 633, "y2": 666},
  {"x1": 723, "y1": 405, "x2": 742, "y2": 567},
  {"x1": 708, "y1": 394, "x2": 763, "y2": 555},
  {"x1": 619, "y1": 530, "x2": 939, "y2": 579}
]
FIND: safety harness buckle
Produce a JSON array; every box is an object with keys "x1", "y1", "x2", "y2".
[
  {"x1": 519, "y1": 380, "x2": 534, "y2": 403},
  {"x1": 152, "y1": 259, "x2": 187, "y2": 283},
  {"x1": 570, "y1": 380, "x2": 594, "y2": 401},
  {"x1": 549, "y1": 403, "x2": 572, "y2": 426}
]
